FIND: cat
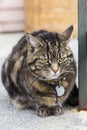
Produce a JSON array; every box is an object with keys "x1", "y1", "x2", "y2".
[{"x1": 1, "y1": 25, "x2": 78, "y2": 117}]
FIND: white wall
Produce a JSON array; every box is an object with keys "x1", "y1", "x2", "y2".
[{"x1": 0, "y1": 0, "x2": 24, "y2": 32}]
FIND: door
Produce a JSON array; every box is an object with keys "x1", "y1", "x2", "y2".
[{"x1": 78, "y1": 0, "x2": 87, "y2": 110}]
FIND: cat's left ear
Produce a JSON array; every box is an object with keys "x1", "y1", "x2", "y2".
[
  {"x1": 58, "y1": 25, "x2": 73, "y2": 42},
  {"x1": 26, "y1": 33, "x2": 43, "y2": 48}
]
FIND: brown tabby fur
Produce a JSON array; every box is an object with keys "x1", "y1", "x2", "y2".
[{"x1": 1, "y1": 25, "x2": 78, "y2": 117}]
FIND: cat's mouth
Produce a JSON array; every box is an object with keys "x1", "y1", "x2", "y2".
[
  {"x1": 41, "y1": 70, "x2": 75, "y2": 81},
  {"x1": 51, "y1": 74, "x2": 59, "y2": 79},
  {"x1": 44, "y1": 73, "x2": 60, "y2": 80},
  {"x1": 45, "y1": 70, "x2": 61, "y2": 80}
]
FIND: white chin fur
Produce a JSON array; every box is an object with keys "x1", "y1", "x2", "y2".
[
  {"x1": 46, "y1": 74, "x2": 59, "y2": 80},
  {"x1": 43, "y1": 70, "x2": 60, "y2": 80},
  {"x1": 51, "y1": 75, "x2": 58, "y2": 79}
]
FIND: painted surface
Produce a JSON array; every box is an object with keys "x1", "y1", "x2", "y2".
[{"x1": 78, "y1": 0, "x2": 87, "y2": 109}]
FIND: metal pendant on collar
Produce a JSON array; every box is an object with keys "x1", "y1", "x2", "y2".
[{"x1": 55, "y1": 86, "x2": 65, "y2": 97}]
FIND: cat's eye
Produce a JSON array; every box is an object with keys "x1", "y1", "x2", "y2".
[
  {"x1": 41, "y1": 59, "x2": 48, "y2": 63},
  {"x1": 59, "y1": 57, "x2": 65, "y2": 62}
]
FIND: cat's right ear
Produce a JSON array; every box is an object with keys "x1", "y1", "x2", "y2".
[
  {"x1": 26, "y1": 33, "x2": 43, "y2": 49},
  {"x1": 58, "y1": 25, "x2": 73, "y2": 43}
]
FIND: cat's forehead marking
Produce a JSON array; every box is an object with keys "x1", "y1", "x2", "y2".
[{"x1": 47, "y1": 41, "x2": 59, "y2": 52}]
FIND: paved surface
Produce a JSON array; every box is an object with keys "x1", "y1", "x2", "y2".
[{"x1": 0, "y1": 33, "x2": 87, "y2": 130}]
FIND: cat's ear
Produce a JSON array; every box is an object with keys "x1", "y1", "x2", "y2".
[
  {"x1": 58, "y1": 25, "x2": 73, "y2": 42},
  {"x1": 26, "y1": 33, "x2": 43, "y2": 49},
  {"x1": 62, "y1": 25, "x2": 73, "y2": 41}
]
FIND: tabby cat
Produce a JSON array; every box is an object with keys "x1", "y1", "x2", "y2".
[{"x1": 1, "y1": 25, "x2": 78, "y2": 117}]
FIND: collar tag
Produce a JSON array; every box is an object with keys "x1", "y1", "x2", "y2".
[{"x1": 55, "y1": 86, "x2": 65, "y2": 97}]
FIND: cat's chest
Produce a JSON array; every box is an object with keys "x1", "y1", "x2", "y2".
[
  {"x1": 26, "y1": 74, "x2": 74, "y2": 106},
  {"x1": 26, "y1": 72, "x2": 72, "y2": 97},
  {"x1": 31, "y1": 78, "x2": 69, "y2": 97}
]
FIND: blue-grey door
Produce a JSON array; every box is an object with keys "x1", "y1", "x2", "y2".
[{"x1": 78, "y1": 0, "x2": 87, "y2": 109}]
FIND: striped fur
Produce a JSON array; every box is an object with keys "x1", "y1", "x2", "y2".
[{"x1": 1, "y1": 25, "x2": 78, "y2": 117}]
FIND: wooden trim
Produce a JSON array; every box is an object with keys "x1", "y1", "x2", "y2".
[
  {"x1": 78, "y1": 106, "x2": 87, "y2": 111},
  {"x1": 0, "y1": 21, "x2": 24, "y2": 24},
  {"x1": 0, "y1": 30, "x2": 24, "y2": 33},
  {"x1": 0, "y1": 7, "x2": 24, "y2": 11}
]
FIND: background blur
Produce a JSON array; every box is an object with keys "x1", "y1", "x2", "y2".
[{"x1": 0, "y1": 0, "x2": 78, "y2": 37}]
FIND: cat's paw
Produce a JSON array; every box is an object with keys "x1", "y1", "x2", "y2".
[
  {"x1": 36, "y1": 106, "x2": 50, "y2": 117},
  {"x1": 36, "y1": 106, "x2": 63, "y2": 117},
  {"x1": 50, "y1": 106, "x2": 63, "y2": 116}
]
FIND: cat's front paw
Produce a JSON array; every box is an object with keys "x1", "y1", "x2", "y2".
[
  {"x1": 36, "y1": 106, "x2": 50, "y2": 117},
  {"x1": 50, "y1": 106, "x2": 63, "y2": 116},
  {"x1": 36, "y1": 106, "x2": 63, "y2": 117}
]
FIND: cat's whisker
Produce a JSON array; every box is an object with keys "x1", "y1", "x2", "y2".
[
  {"x1": 58, "y1": 70, "x2": 75, "y2": 79},
  {"x1": 60, "y1": 70, "x2": 75, "y2": 75},
  {"x1": 64, "y1": 70, "x2": 75, "y2": 74}
]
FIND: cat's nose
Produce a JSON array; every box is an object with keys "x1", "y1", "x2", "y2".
[{"x1": 51, "y1": 63, "x2": 59, "y2": 73}]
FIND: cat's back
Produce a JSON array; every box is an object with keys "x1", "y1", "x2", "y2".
[{"x1": 32, "y1": 29, "x2": 58, "y2": 43}]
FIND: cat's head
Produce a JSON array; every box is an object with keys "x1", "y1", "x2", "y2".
[{"x1": 26, "y1": 25, "x2": 75, "y2": 81}]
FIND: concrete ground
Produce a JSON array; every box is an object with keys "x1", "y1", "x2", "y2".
[{"x1": 0, "y1": 33, "x2": 87, "y2": 130}]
